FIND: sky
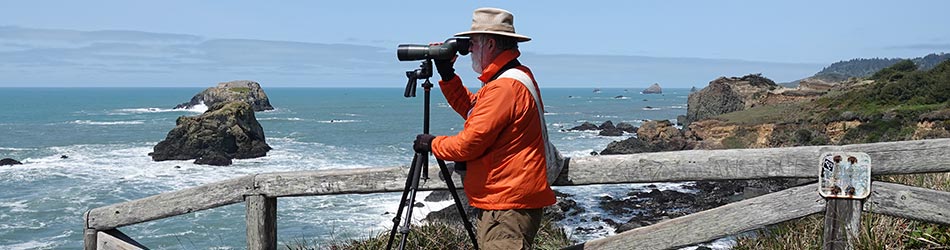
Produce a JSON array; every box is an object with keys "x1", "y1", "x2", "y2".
[{"x1": 1, "y1": 0, "x2": 949, "y2": 87}]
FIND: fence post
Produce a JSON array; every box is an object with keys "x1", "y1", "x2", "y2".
[
  {"x1": 84, "y1": 228, "x2": 98, "y2": 250},
  {"x1": 84, "y1": 210, "x2": 97, "y2": 250},
  {"x1": 246, "y1": 195, "x2": 277, "y2": 250},
  {"x1": 822, "y1": 198, "x2": 864, "y2": 249}
]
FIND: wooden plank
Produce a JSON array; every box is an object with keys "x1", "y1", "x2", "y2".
[
  {"x1": 565, "y1": 138, "x2": 950, "y2": 184},
  {"x1": 242, "y1": 139, "x2": 950, "y2": 198},
  {"x1": 865, "y1": 181, "x2": 950, "y2": 225},
  {"x1": 254, "y1": 164, "x2": 463, "y2": 197},
  {"x1": 246, "y1": 195, "x2": 277, "y2": 250},
  {"x1": 81, "y1": 139, "x2": 950, "y2": 232},
  {"x1": 822, "y1": 199, "x2": 863, "y2": 250},
  {"x1": 86, "y1": 175, "x2": 254, "y2": 230},
  {"x1": 562, "y1": 183, "x2": 825, "y2": 250},
  {"x1": 97, "y1": 229, "x2": 147, "y2": 250}
]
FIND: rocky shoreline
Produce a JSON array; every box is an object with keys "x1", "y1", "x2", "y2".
[
  {"x1": 421, "y1": 63, "x2": 950, "y2": 246},
  {"x1": 420, "y1": 73, "x2": 845, "y2": 244}
]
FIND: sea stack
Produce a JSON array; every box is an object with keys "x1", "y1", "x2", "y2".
[
  {"x1": 175, "y1": 80, "x2": 274, "y2": 112},
  {"x1": 642, "y1": 83, "x2": 662, "y2": 94},
  {"x1": 150, "y1": 102, "x2": 271, "y2": 166}
]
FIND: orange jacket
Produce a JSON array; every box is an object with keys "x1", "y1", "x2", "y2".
[{"x1": 431, "y1": 49, "x2": 556, "y2": 210}]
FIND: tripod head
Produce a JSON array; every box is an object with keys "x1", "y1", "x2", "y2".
[{"x1": 404, "y1": 60, "x2": 433, "y2": 98}]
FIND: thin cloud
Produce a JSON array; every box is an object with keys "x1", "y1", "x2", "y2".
[
  {"x1": 0, "y1": 26, "x2": 823, "y2": 87},
  {"x1": 885, "y1": 43, "x2": 950, "y2": 51}
]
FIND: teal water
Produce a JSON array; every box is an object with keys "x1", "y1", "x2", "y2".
[{"x1": 0, "y1": 87, "x2": 689, "y2": 249}]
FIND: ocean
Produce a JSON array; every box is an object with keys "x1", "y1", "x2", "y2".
[{"x1": 0, "y1": 87, "x2": 693, "y2": 249}]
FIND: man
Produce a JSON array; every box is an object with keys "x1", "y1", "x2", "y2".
[{"x1": 412, "y1": 7, "x2": 556, "y2": 249}]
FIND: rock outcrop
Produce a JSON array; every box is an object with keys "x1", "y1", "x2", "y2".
[
  {"x1": 684, "y1": 74, "x2": 777, "y2": 125},
  {"x1": 567, "y1": 120, "x2": 637, "y2": 136},
  {"x1": 175, "y1": 80, "x2": 274, "y2": 112},
  {"x1": 601, "y1": 120, "x2": 691, "y2": 154},
  {"x1": 641, "y1": 83, "x2": 662, "y2": 94},
  {"x1": 913, "y1": 109, "x2": 950, "y2": 140},
  {"x1": 150, "y1": 102, "x2": 271, "y2": 166},
  {"x1": 1, "y1": 158, "x2": 22, "y2": 166},
  {"x1": 616, "y1": 122, "x2": 637, "y2": 133},
  {"x1": 568, "y1": 122, "x2": 600, "y2": 131}
]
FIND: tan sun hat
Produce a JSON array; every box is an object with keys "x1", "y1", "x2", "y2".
[{"x1": 454, "y1": 7, "x2": 531, "y2": 42}]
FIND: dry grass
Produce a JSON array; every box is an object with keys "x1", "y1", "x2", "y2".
[
  {"x1": 734, "y1": 173, "x2": 950, "y2": 250},
  {"x1": 286, "y1": 217, "x2": 571, "y2": 250}
]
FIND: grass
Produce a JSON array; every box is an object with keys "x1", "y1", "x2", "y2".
[
  {"x1": 230, "y1": 87, "x2": 252, "y2": 94},
  {"x1": 734, "y1": 173, "x2": 950, "y2": 249},
  {"x1": 287, "y1": 217, "x2": 572, "y2": 250},
  {"x1": 716, "y1": 103, "x2": 809, "y2": 126}
]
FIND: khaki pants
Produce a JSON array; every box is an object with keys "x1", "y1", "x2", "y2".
[{"x1": 475, "y1": 208, "x2": 543, "y2": 250}]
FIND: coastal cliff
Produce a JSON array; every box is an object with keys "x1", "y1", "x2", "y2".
[{"x1": 631, "y1": 59, "x2": 950, "y2": 152}]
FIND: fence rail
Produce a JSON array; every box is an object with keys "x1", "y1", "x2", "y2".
[{"x1": 84, "y1": 138, "x2": 950, "y2": 250}]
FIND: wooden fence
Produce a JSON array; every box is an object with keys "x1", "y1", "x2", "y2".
[{"x1": 84, "y1": 138, "x2": 950, "y2": 250}]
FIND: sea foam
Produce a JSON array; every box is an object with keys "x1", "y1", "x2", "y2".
[
  {"x1": 70, "y1": 120, "x2": 145, "y2": 125},
  {"x1": 111, "y1": 102, "x2": 207, "y2": 115}
]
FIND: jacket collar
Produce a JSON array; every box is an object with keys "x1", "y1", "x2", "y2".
[{"x1": 478, "y1": 49, "x2": 521, "y2": 83}]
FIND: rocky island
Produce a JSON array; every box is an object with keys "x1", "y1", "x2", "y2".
[
  {"x1": 175, "y1": 80, "x2": 274, "y2": 112},
  {"x1": 150, "y1": 102, "x2": 272, "y2": 166},
  {"x1": 641, "y1": 83, "x2": 662, "y2": 94}
]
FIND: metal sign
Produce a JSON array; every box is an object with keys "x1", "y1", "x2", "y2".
[{"x1": 818, "y1": 152, "x2": 872, "y2": 199}]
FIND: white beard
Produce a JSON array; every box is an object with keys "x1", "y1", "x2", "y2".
[{"x1": 471, "y1": 55, "x2": 482, "y2": 75}]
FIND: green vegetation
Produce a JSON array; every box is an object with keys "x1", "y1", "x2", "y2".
[
  {"x1": 288, "y1": 218, "x2": 571, "y2": 250},
  {"x1": 230, "y1": 87, "x2": 252, "y2": 94},
  {"x1": 813, "y1": 53, "x2": 950, "y2": 80},
  {"x1": 717, "y1": 59, "x2": 950, "y2": 146},
  {"x1": 734, "y1": 173, "x2": 950, "y2": 250},
  {"x1": 732, "y1": 58, "x2": 950, "y2": 249},
  {"x1": 716, "y1": 103, "x2": 810, "y2": 126},
  {"x1": 841, "y1": 59, "x2": 949, "y2": 107},
  {"x1": 869, "y1": 59, "x2": 917, "y2": 81}
]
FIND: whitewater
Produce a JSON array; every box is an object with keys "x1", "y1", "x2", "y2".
[{"x1": 0, "y1": 87, "x2": 703, "y2": 249}]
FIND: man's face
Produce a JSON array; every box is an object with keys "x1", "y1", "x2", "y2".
[{"x1": 469, "y1": 34, "x2": 494, "y2": 75}]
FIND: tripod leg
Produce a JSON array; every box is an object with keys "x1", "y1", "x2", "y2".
[
  {"x1": 437, "y1": 159, "x2": 479, "y2": 249},
  {"x1": 386, "y1": 154, "x2": 420, "y2": 250},
  {"x1": 398, "y1": 152, "x2": 426, "y2": 249}
]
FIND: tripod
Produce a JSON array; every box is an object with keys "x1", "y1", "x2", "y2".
[{"x1": 386, "y1": 60, "x2": 479, "y2": 250}]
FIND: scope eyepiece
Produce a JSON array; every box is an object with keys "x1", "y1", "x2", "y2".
[{"x1": 397, "y1": 37, "x2": 470, "y2": 61}]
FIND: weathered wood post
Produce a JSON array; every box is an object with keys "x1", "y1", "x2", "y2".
[
  {"x1": 84, "y1": 210, "x2": 98, "y2": 250},
  {"x1": 819, "y1": 152, "x2": 871, "y2": 250},
  {"x1": 84, "y1": 228, "x2": 98, "y2": 250},
  {"x1": 823, "y1": 199, "x2": 864, "y2": 249},
  {"x1": 246, "y1": 195, "x2": 277, "y2": 250}
]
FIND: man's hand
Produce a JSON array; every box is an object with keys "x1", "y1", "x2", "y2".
[
  {"x1": 430, "y1": 42, "x2": 458, "y2": 81},
  {"x1": 453, "y1": 161, "x2": 467, "y2": 180},
  {"x1": 442, "y1": 161, "x2": 467, "y2": 181},
  {"x1": 413, "y1": 134, "x2": 436, "y2": 153}
]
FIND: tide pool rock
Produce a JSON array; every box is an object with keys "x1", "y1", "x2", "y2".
[{"x1": 1, "y1": 158, "x2": 22, "y2": 166}]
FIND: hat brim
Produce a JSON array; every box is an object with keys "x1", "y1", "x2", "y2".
[{"x1": 454, "y1": 30, "x2": 531, "y2": 42}]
